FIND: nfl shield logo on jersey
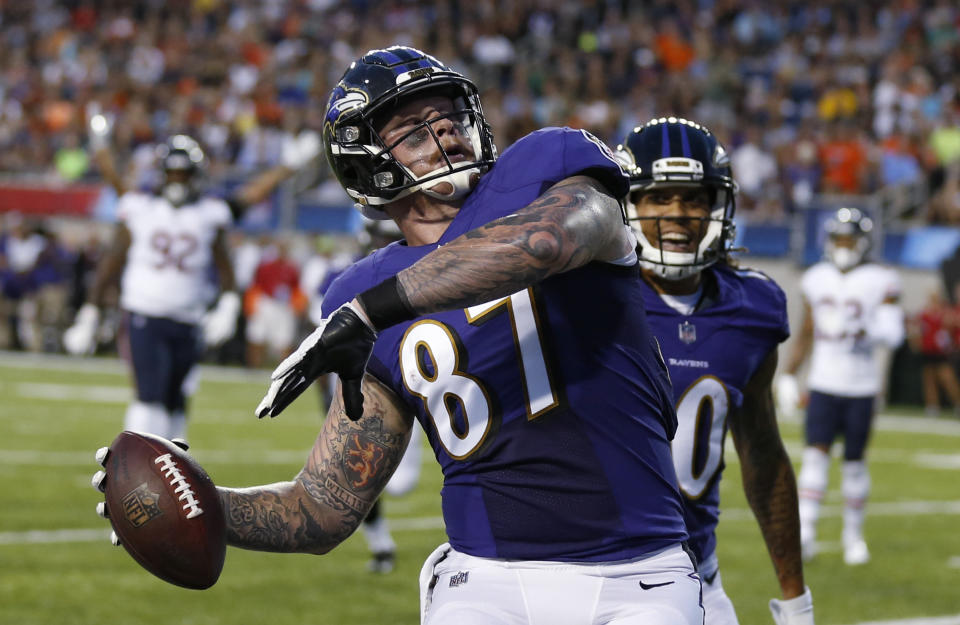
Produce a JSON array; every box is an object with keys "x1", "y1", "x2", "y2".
[{"x1": 679, "y1": 321, "x2": 697, "y2": 344}]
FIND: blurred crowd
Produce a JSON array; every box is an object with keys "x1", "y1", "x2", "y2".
[
  {"x1": 0, "y1": 209, "x2": 376, "y2": 361},
  {"x1": 0, "y1": 0, "x2": 957, "y2": 222}
]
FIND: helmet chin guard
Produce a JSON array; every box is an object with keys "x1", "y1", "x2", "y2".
[
  {"x1": 156, "y1": 134, "x2": 205, "y2": 207},
  {"x1": 630, "y1": 209, "x2": 731, "y2": 281},
  {"x1": 824, "y1": 207, "x2": 873, "y2": 270}
]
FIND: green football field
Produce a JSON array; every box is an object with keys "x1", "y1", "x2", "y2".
[{"x1": 1, "y1": 352, "x2": 958, "y2": 625}]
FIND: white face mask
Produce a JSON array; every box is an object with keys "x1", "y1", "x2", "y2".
[
  {"x1": 826, "y1": 239, "x2": 867, "y2": 271},
  {"x1": 163, "y1": 182, "x2": 189, "y2": 206},
  {"x1": 830, "y1": 247, "x2": 858, "y2": 270}
]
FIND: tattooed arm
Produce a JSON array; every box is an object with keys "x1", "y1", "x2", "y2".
[
  {"x1": 394, "y1": 174, "x2": 630, "y2": 314},
  {"x1": 220, "y1": 374, "x2": 413, "y2": 553},
  {"x1": 728, "y1": 348, "x2": 806, "y2": 599}
]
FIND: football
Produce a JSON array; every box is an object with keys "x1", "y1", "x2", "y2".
[{"x1": 102, "y1": 431, "x2": 226, "y2": 590}]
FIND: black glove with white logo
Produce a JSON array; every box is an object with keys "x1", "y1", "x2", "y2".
[{"x1": 256, "y1": 303, "x2": 378, "y2": 420}]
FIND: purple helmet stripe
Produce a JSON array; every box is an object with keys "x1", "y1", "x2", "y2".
[{"x1": 678, "y1": 123, "x2": 692, "y2": 158}]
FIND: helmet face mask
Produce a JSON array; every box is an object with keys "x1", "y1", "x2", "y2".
[
  {"x1": 824, "y1": 207, "x2": 873, "y2": 271},
  {"x1": 323, "y1": 46, "x2": 497, "y2": 219},
  {"x1": 156, "y1": 135, "x2": 205, "y2": 207},
  {"x1": 616, "y1": 118, "x2": 737, "y2": 281}
]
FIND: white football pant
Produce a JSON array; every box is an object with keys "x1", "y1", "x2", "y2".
[
  {"x1": 841, "y1": 460, "x2": 870, "y2": 545},
  {"x1": 125, "y1": 401, "x2": 174, "y2": 439},
  {"x1": 420, "y1": 543, "x2": 703, "y2": 625},
  {"x1": 797, "y1": 447, "x2": 830, "y2": 550},
  {"x1": 698, "y1": 553, "x2": 739, "y2": 625}
]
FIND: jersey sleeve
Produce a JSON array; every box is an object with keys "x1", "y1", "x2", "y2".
[
  {"x1": 443, "y1": 127, "x2": 629, "y2": 239},
  {"x1": 799, "y1": 264, "x2": 820, "y2": 301},
  {"x1": 562, "y1": 128, "x2": 630, "y2": 199},
  {"x1": 488, "y1": 127, "x2": 628, "y2": 199},
  {"x1": 882, "y1": 267, "x2": 902, "y2": 301},
  {"x1": 318, "y1": 258, "x2": 376, "y2": 318},
  {"x1": 115, "y1": 192, "x2": 147, "y2": 224},
  {"x1": 734, "y1": 267, "x2": 790, "y2": 345},
  {"x1": 204, "y1": 198, "x2": 233, "y2": 229}
]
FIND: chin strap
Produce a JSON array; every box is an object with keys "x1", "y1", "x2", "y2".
[
  {"x1": 358, "y1": 163, "x2": 481, "y2": 219},
  {"x1": 420, "y1": 168, "x2": 477, "y2": 201}
]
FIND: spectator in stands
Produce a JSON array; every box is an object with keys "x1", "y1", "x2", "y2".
[
  {"x1": 909, "y1": 289, "x2": 960, "y2": 418},
  {"x1": 244, "y1": 237, "x2": 306, "y2": 368},
  {"x1": 927, "y1": 164, "x2": 960, "y2": 225},
  {"x1": 0, "y1": 1, "x2": 954, "y2": 223},
  {"x1": 0, "y1": 213, "x2": 45, "y2": 350},
  {"x1": 779, "y1": 132, "x2": 822, "y2": 213},
  {"x1": 731, "y1": 124, "x2": 779, "y2": 217},
  {"x1": 29, "y1": 224, "x2": 73, "y2": 352},
  {"x1": 819, "y1": 120, "x2": 870, "y2": 194}
]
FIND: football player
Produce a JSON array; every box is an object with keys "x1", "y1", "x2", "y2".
[
  {"x1": 777, "y1": 207, "x2": 904, "y2": 565},
  {"x1": 617, "y1": 118, "x2": 813, "y2": 625},
  {"x1": 66, "y1": 133, "x2": 316, "y2": 441},
  {"x1": 94, "y1": 46, "x2": 703, "y2": 624}
]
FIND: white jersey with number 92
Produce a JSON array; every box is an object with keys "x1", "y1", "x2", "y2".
[{"x1": 118, "y1": 192, "x2": 231, "y2": 323}]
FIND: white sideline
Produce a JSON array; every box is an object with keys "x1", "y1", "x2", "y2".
[
  {"x1": 848, "y1": 617, "x2": 960, "y2": 625},
  {"x1": 0, "y1": 350, "x2": 270, "y2": 383},
  {"x1": 2, "y1": 498, "x2": 958, "y2": 546},
  {"x1": 0, "y1": 516, "x2": 445, "y2": 546},
  {"x1": 4, "y1": 351, "x2": 960, "y2": 433}
]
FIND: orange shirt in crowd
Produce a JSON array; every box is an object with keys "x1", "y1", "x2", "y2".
[{"x1": 819, "y1": 139, "x2": 867, "y2": 193}]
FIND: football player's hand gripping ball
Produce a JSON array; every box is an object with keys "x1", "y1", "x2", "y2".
[{"x1": 91, "y1": 437, "x2": 190, "y2": 546}]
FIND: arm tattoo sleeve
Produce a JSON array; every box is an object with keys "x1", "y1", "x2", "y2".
[
  {"x1": 219, "y1": 377, "x2": 411, "y2": 554},
  {"x1": 731, "y1": 349, "x2": 806, "y2": 596},
  {"x1": 398, "y1": 175, "x2": 627, "y2": 314}
]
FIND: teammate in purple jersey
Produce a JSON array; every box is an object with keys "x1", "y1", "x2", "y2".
[{"x1": 617, "y1": 118, "x2": 813, "y2": 625}]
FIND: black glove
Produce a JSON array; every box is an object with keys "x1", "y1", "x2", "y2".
[{"x1": 256, "y1": 303, "x2": 377, "y2": 420}]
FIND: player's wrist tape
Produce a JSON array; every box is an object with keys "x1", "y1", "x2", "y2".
[{"x1": 356, "y1": 275, "x2": 417, "y2": 332}]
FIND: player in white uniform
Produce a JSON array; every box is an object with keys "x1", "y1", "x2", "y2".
[
  {"x1": 777, "y1": 208, "x2": 904, "y2": 565},
  {"x1": 64, "y1": 136, "x2": 240, "y2": 441},
  {"x1": 65, "y1": 132, "x2": 318, "y2": 440}
]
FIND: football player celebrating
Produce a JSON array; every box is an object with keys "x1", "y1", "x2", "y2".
[
  {"x1": 66, "y1": 133, "x2": 315, "y2": 441},
  {"x1": 617, "y1": 118, "x2": 813, "y2": 625},
  {"x1": 778, "y1": 207, "x2": 904, "y2": 566},
  {"x1": 94, "y1": 46, "x2": 703, "y2": 624}
]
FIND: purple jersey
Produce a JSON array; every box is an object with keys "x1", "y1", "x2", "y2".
[
  {"x1": 323, "y1": 128, "x2": 687, "y2": 561},
  {"x1": 640, "y1": 264, "x2": 789, "y2": 564}
]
